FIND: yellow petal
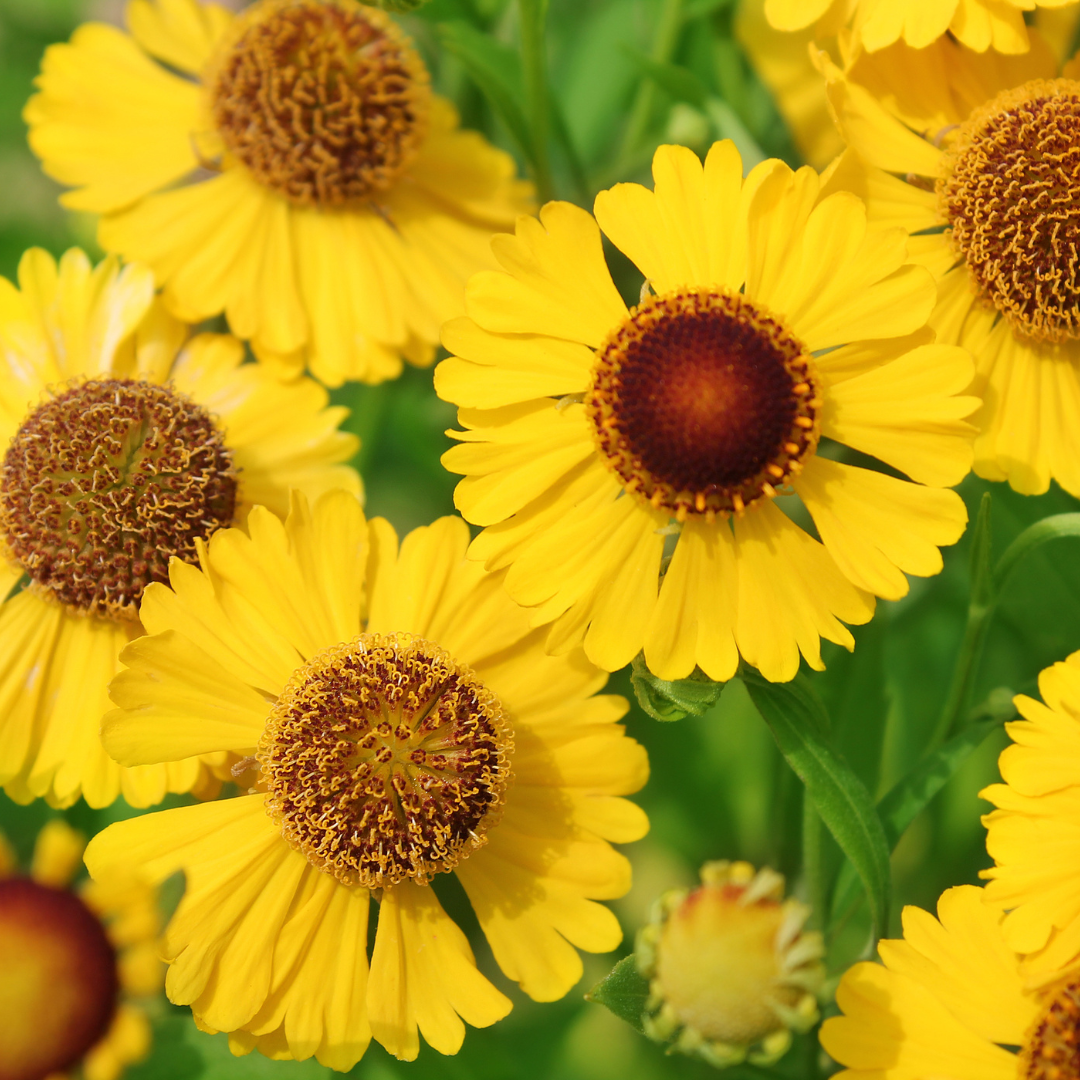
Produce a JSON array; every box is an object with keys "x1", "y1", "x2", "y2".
[
  {"x1": 643, "y1": 517, "x2": 739, "y2": 683},
  {"x1": 822, "y1": 343, "x2": 977, "y2": 487},
  {"x1": 127, "y1": 0, "x2": 234, "y2": 75},
  {"x1": 446, "y1": 400, "x2": 597, "y2": 526},
  {"x1": 368, "y1": 881, "x2": 511, "y2": 1061},
  {"x1": 594, "y1": 141, "x2": 747, "y2": 293},
  {"x1": 27, "y1": 24, "x2": 202, "y2": 213},
  {"x1": 30, "y1": 819, "x2": 86, "y2": 887},
  {"x1": 467, "y1": 202, "x2": 627, "y2": 347},
  {"x1": 795, "y1": 456, "x2": 967, "y2": 600},
  {"x1": 105, "y1": 629, "x2": 268, "y2": 765},
  {"x1": 436, "y1": 316, "x2": 593, "y2": 409},
  {"x1": 732, "y1": 500, "x2": 874, "y2": 682}
]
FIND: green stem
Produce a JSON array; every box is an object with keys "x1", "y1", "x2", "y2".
[
  {"x1": 926, "y1": 494, "x2": 994, "y2": 752},
  {"x1": 518, "y1": 0, "x2": 554, "y2": 202},
  {"x1": 617, "y1": 0, "x2": 685, "y2": 161},
  {"x1": 925, "y1": 600, "x2": 995, "y2": 751},
  {"x1": 802, "y1": 797, "x2": 825, "y2": 931}
]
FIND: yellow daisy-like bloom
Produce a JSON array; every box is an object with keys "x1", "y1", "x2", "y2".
[
  {"x1": 764, "y1": 0, "x2": 1075, "y2": 55},
  {"x1": 435, "y1": 141, "x2": 977, "y2": 683},
  {"x1": 819, "y1": 33, "x2": 1080, "y2": 499},
  {"x1": 0, "y1": 819, "x2": 162, "y2": 1080},
  {"x1": 981, "y1": 650, "x2": 1080, "y2": 982},
  {"x1": 25, "y1": 0, "x2": 532, "y2": 387},
  {"x1": 0, "y1": 246, "x2": 359, "y2": 809},
  {"x1": 85, "y1": 489, "x2": 649, "y2": 1068},
  {"x1": 636, "y1": 861, "x2": 823, "y2": 1069},
  {"x1": 818, "y1": 884, "x2": 1080, "y2": 1080}
]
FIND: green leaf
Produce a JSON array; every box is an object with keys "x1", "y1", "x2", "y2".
[
  {"x1": 586, "y1": 954, "x2": 649, "y2": 1033},
  {"x1": 620, "y1": 46, "x2": 709, "y2": 107},
  {"x1": 437, "y1": 21, "x2": 534, "y2": 158},
  {"x1": 831, "y1": 712, "x2": 1010, "y2": 921},
  {"x1": 742, "y1": 669, "x2": 889, "y2": 940},
  {"x1": 994, "y1": 511, "x2": 1080, "y2": 593},
  {"x1": 630, "y1": 654, "x2": 725, "y2": 721}
]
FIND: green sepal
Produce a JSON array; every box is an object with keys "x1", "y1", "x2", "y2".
[
  {"x1": 630, "y1": 654, "x2": 726, "y2": 722},
  {"x1": 586, "y1": 954, "x2": 649, "y2": 1033}
]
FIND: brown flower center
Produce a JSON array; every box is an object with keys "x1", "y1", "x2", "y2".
[
  {"x1": 0, "y1": 377, "x2": 236, "y2": 620},
  {"x1": 209, "y1": 0, "x2": 431, "y2": 207},
  {"x1": 585, "y1": 288, "x2": 819, "y2": 520},
  {"x1": 1021, "y1": 981, "x2": 1080, "y2": 1080},
  {"x1": 939, "y1": 79, "x2": 1080, "y2": 345},
  {"x1": 258, "y1": 632, "x2": 513, "y2": 889},
  {"x1": 0, "y1": 878, "x2": 118, "y2": 1080}
]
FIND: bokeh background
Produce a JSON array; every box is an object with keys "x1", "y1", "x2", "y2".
[{"x1": 3, "y1": 1, "x2": 1080, "y2": 1077}]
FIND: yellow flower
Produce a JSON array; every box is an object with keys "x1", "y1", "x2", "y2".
[
  {"x1": 981, "y1": 650, "x2": 1080, "y2": 983},
  {"x1": 435, "y1": 141, "x2": 977, "y2": 684},
  {"x1": 0, "y1": 819, "x2": 163, "y2": 1080},
  {"x1": 764, "y1": 0, "x2": 1073, "y2": 55},
  {"x1": 818, "y1": 884, "x2": 1080, "y2": 1080},
  {"x1": 25, "y1": 0, "x2": 532, "y2": 387},
  {"x1": 735, "y1": 0, "x2": 844, "y2": 170},
  {"x1": 636, "y1": 861, "x2": 823, "y2": 1068},
  {"x1": 0, "y1": 246, "x2": 360, "y2": 809},
  {"x1": 819, "y1": 33, "x2": 1080, "y2": 500},
  {"x1": 85, "y1": 489, "x2": 649, "y2": 1068}
]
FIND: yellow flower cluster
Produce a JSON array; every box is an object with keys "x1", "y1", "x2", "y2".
[{"x1": 3, "y1": 0, "x2": 1080, "y2": 1073}]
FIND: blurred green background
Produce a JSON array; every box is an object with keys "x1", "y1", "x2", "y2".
[{"x1": 2, "y1": 0, "x2": 1079, "y2": 1077}]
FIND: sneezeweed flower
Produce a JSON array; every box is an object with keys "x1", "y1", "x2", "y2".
[
  {"x1": 0, "y1": 819, "x2": 162, "y2": 1080},
  {"x1": 85, "y1": 489, "x2": 649, "y2": 1068},
  {"x1": 636, "y1": 861, "x2": 823, "y2": 1069},
  {"x1": 0, "y1": 247, "x2": 359, "y2": 809},
  {"x1": 25, "y1": 0, "x2": 531, "y2": 387},
  {"x1": 436, "y1": 141, "x2": 977, "y2": 683},
  {"x1": 764, "y1": 0, "x2": 1072, "y2": 54},
  {"x1": 820, "y1": 884, "x2": 1075, "y2": 1080},
  {"x1": 820, "y1": 34, "x2": 1080, "y2": 500},
  {"x1": 981, "y1": 649, "x2": 1080, "y2": 981}
]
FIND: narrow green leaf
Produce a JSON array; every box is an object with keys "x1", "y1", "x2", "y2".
[
  {"x1": 994, "y1": 512, "x2": 1080, "y2": 593},
  {"x1": 831, "y1": 712, "x2": 1009, "y2": 921},
  {"x1": 586, "y1": 954, "x2": 649, "y2": 1033},
  {"x1": 620, "y1": 46, "x2": 709, "y2": 107},
  {"x1": 742, "y1": 669, "x2": 889, "y2": 940},
  {"x1": 630, "y1": 654, "x2": 725, "y2": 722},
  {"x1": 437, "y1": 21, "x2": 534, "y2": 158}
]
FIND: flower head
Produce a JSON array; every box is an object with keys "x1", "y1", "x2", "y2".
[
  {"x1": 637, "y1": 861, "x2": 823, "y2": 1068},
  {"x1": 25, "y1": 0, "x2": 532, "y2": 386},
  {"x1": 86, "y1": 489, "x2": 649, "y2": 1068},
  {"x1": 981, "y1": 649, "x2": 1080, "y2": 982},
  {"x1": 764, "y1": 0, "x2": 1066, "y2": 55},
  {"x1": 0, "y1": 819, "x2": 161, "y2": 1080},
  {"x1": 436, "y1": 141, "x2": 977, "y2": 683},
  {"x1": 819, "y1": 32, "x2": 1080, "y2": 499},
  {"x1": 821, "y1": 884, "x2": 1070, "y2": 1080},
  {"x1": 0, "y1": 247, "x2": 360, "y2": 809}
]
